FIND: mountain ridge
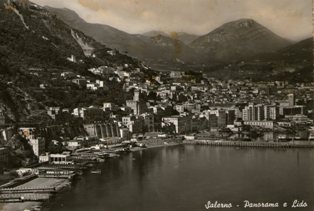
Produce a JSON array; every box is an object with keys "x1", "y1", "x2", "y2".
[{"x1": 46, "y1": 7, "x2": 300, "y2": 66}]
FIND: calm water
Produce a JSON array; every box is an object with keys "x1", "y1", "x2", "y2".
[{"x1": 46, "y1": 146, "x2": 314, "y2": 211}]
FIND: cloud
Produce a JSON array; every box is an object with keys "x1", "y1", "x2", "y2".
[{"x1": 32, "y1": 0, "x2": 312, "y2": 41}]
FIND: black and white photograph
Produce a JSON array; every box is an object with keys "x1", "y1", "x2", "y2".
[{"x1": 0, "y1": 0, "x2": 313, "y2": 210}]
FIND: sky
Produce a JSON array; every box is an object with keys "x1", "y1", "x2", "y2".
[{"x1": 32, "y1": 0, "x2": 312, "y2": 41}]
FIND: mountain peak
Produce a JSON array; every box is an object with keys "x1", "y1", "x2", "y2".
[
  {"x1": 191, "y1": 18, "x2": 291, "y2": 61},
  {"x1": 222, "y1": 18, "x2": 258, "y2": 29}
]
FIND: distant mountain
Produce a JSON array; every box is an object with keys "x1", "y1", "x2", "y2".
[
  {"x1": 143, "y1": 31, "x2": 198, "y2": 45},
  {"x1": 279, "y1": 38, "x2": 312, "y2": 61},
  {"x1": 143, "y1": 30, "x2": 169, "y2": 37},
  {"x1": 248, "y1": 38, "x2": 312, "y2": 63},
  {"x1": 191, "y1": 19, "x2": 292, "y2": 62},
  {"x1": 255, "y1": 38, "x2": 313, "y2": 82},
  {"x1": 175, "y1": 32, "x2": 199, "y2": 45},
  {"x1": 46, "y1": 8, "x2": 307, "y2": 67},
  {"x1": 46, "y1": 7, "x2": 201, "y2": 67},
  {"x1": 204, "y1": 37, "x2": 313, "y2": 82},
  {"x1": 148, "y1": 34, "x2": 199, "y2": 63},
  {"x1": 50, "y1": 8, "x2": 296, "y2": 65},
  {"x1": 45, "y1": 7, "x2": 141, "y2": 53}
]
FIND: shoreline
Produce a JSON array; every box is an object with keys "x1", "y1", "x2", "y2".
[{"x1": 183, "y1": 140, "x2": 314, "y2": 148}]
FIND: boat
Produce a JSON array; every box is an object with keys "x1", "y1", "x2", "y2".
[
  {"x1": 97, "y1": 158, "x2": 105, "y2": 163},
  {"x1": 87, "y1": 163, "x2": 94, "y2": 167},
  {"x1": 108, "y1": 153, "x2": 120, "y2": 158},
  {"x1": 90, "y1": 169, "x2": 102, "y2": 174}
]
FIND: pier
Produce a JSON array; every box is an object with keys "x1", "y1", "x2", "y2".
[
  {"x1": 0, "y1": 187, "x2": 57, "y2": 194},
  {"x1": 0, "y1": 193, "x2": 51, "y2": 202},
  {"x1": 0, "y1": 177, "x2": 71, "y2": 203}
]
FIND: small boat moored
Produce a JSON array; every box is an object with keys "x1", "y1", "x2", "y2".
[{"x1": 90, "y1": 169, "x2": 102, "y2": 174}]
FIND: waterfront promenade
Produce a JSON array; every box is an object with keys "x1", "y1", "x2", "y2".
[{"x1": 183, "y1": 140, "x2": 314, "y2": 148}]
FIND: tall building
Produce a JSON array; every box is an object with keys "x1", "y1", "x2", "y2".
[
  {"x1": 122, "y1": 116, "x2": 144, "y2": 134},
  {"x1": 256, "y1": 105, "x2": 265, "y2": 121},
  {"x1": 126, "y1": 100, "x2": 140, "y2": 115},
  {"x1": 226, "y1": 110, "x2": 236, "y2": 125},
  {"x1": 207, "y1": 114, "x2": 218, "y2": 128},
  {"x1": 264, "y1": 105, "x2": 279, "y2": 120},
  {"x1": 29, "y1": 137, "x2": 46, "y2": 157},
  {"x1": 0, "y1": 110, "x2": 5, "y2": 125},
  {"x1": 288, "y1": 93, "x2": 295, "y2": 106},
  {"x1": 126, "y1": 90, "x2": 147, "y2": 115},
  {"x1": 242, "y1": 104, "x2": 264, "y2": 121},
  {"x1": 0, "y1": 147, "x2": 9, "y2": 167},
  {"x1": 141, "y1": 113, "x2": 155, "y2": 132},
  {"x1": 133, "y1": 90, "x2": 140, "y2": 101},
  {"x1": 242, "y1": 103, "x2": 255, "y2": 121},
  {"x1": 217, "y1": 110, "x2": 227, "y2": 127}
]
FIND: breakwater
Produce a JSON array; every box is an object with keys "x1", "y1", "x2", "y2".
[{"x1": 183, "y1": 140, "x2": 314, "y2": 148}]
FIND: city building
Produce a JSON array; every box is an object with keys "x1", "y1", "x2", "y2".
[
  {"x1": 162, "y1": 116, "x2": 191, "y2": 134},
  {"x1": 207, "y1": 114, "x2": 218, "y2": 128},
  {"x1": 170, "y1": 71, "x2": 184, "y2": 79},
  {"x1": 0, "y1": 109, "x2": 5, "y2": 125},
  {"x1": 243, "y1": 121, "x2": 274, "y2": 129},
  {"x1": 217, "y1": 110, "x2": 227, "y2": 127},
  {"x1": 84, "y1": 123, "x2": 120, "y2": 139},
  {"x1": 29, "y1": 137, "x2": 46, "y2": 157},
  {"x1": 72, "y1": 107, "x2": 87, "y2": 118},
  {"x1": 119, "y1": 128, "x2": 130, "y2": 139},
  {"x1": 0, "y1": 147, "x2": 9, "y2": 167},
  {"x1": 122, "y1": 116, "x2": 144, "y2": 133},
  {"x1": 47, "y1": 107, "x2": 60, "y2": 120},
  {"x1": 264, "y1": 105, "x2": 279, "y2": 120},
  {"x1": 287, "y1": 93, "x2": 295, "y2": 106},
  {"x1": 141, "y1": 113, "x2": 155, "y2": 132},
  {"x1": 83, "y1": 107, "x2": 105, "y2": 122},
  {"x1": 280, "y1": 106, "x2": 305, "y2": 116},
  {"x1": 49, "y1": 153, "x2": 73, "y2": 165},
  {"x1": 242, "y1": 104, "x2": 264, "y2": 121},
  {"x1": 72, "y1": 78, "x2": 87, "y2": 87}
]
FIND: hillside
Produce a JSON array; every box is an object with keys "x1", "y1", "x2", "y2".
[
  {"x1": 203, "y1": 38, "x2": 313, "y2": 82},
  {"x1": 0, "y1": 0, "x2": 144, "y2": 122}
]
